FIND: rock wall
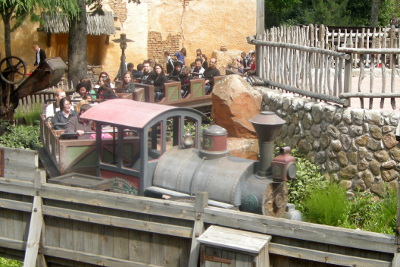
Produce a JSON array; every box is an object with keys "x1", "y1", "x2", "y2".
[{"x1": 259, "y1": 87, "x2": 400, "y2": 196}]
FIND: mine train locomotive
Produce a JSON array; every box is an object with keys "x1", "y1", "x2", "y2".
[
  {"x1": 67, "y1": 100, "x2": 297, "y2": 217},
  {"x1": 151, "y1": 112, "x2": 297, "y2": 217}
]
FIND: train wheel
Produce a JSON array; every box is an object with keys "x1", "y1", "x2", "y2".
[{"x1": 262, "y1": 182, "x2": 288, "y2": 217}]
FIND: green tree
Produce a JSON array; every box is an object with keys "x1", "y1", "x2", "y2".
[
  {"x1": 304, "y1": 0, "x2": 351, "y2": 26},
  {"x1": 0, "y1": 0, "x2": 80, "y2": 58}
]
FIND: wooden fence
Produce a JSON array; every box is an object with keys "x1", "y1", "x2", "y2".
[
  {"x1": 0, "y1": 147, "x2": 399, "y2": 266},
  {"x1": 251, "y1": 25, "x2": 400, "y2": 110}
]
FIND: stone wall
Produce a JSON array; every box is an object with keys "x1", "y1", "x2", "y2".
[{"x1": 259, "y1": 87, "x2": 400, "y2": 196}]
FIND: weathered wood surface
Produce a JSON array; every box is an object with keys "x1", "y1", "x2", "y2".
[{"x1": 0, "y1": 148, "x2": 398, "y2": 266}]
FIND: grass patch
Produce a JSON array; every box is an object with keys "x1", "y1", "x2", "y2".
[{"x1": 14, "y1": 103, "x2": 42, "y2": 126}]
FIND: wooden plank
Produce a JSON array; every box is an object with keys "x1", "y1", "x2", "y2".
[
  {"x1": 0, "y1": 237, "x2": 25, "y2": 251},
  {"x1": 23, "y1": 196, "x2": 44, "y2": 267},
  {"x1": 41, "y1": 245, "x2": 164, "y2": 267},
  {"x1": 0, "y1": 198, "x2": 32, "y2": 212},
  {"x1": 202, "y1": 207, "x2": 396, "y2": 254},
  {"x1": 269, "y1": 243, "x2": 391, "y2": 267},
  {"x1": 1, "y1": 147, "x2": 38, "y2": 170},
  {"x1": 42, "y1": 205, "x2": 193, "y2": 238}
]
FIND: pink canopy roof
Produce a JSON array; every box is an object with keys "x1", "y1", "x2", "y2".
[{"x1": 80, "y1": 99, "x2": 180, "y2": 129}]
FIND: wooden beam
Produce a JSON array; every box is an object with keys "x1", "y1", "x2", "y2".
[
  {"x1": 188, "y1": 192, "x2": 208, "y2": 267},
  {"x1": 23, "y1": 196, "x2": 44, "y2": 267},
  {"x1": 270, "y1": 243, "x2": 392, "y2": 267},
  {"x1": 41, "y1": 245, "x2": 164, "y2": 267},
  {"x1": 42, "y1": 205, "x2": 193, "y2": 238}
]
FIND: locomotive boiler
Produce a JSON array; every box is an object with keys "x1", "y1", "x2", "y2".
[{"x1": 151, "y1": 111, "x2": 296, "y2": 217}]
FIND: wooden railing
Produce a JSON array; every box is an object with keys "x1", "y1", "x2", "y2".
[
  {"x1": 0, "y1": 147, "x2": 398, "y2": 266},
  {"x1": 250, "y1": 24, "x2": 400, "y2": 110}
]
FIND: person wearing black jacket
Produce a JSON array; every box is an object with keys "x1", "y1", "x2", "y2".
[
  {"x1": 203, "y1": 58, "x2": 220, "y2": 94},
  {"x1": 33, "y1": 45, "x2": 46, "y2": 66},
  {"x1": 153, "y1": 64, "x2": 168, "y2": 101},
  {"x1": 141, "y1": 61, "x2": 156, "y2": 84}
]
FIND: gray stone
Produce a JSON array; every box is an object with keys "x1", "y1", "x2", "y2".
[
  {"x1": 371, "y1": 180, "x2": 385, "y2": 196},
  {"x1": 369, "y1": 160, "x2": 381, "y2": 176},
  {"x1": 331, "y1": 139, "x2": 342, "y2": 152},
  {"x1": 298, "y1": 139, "x2": 312, "y2": 154},
  {"x1": 326, "y1": 161, "x2": 340, "y2": 172},
  {"x1": 337, "y1": 151, "x2": 349, "y2": 167},
  {"x1": 382, "y1": 133, "x2": 398, "y2": 149},
  {"x1": 382, "y1": 169, "x2": 400, "y2": 182},
  {"x1": 351, "y1": 109, "x2": 365, "y2": 125},
  {"x1": 313, "y1": 140, "x2": 321, "y2": 151},
  {"x1": 369, "y1": 125, "x2": 382, "y2": 139},
  {"x1": 342, "y1": 108, "x2": 352, "y2": 124},
  {"x1": 339, "y1": 180, "x2": 352, "y2": 190},
  {"x1": 382, "y1": 125, "x2": 395, "y2": 134},
  {"x1": 326, "y1": 148, "x2": 337, "y2": 159},
  {"x1": 339, "y1": 125, "x2": 349, "y2": 134},
  {"x1": 304, "y1": 102, "x2": 313, "y2": 112},
  {"x1": 358, "y1": 147, "x2": 368, "y2": 159},
  {"x1": 365, "y1": 151, "x2": 374, "y2": 161},
  {"x1": 355, "y1": 134, "x2": 369, "y2": 146},
  {"x1": 282, "y1": 96, "x2": 292, "y2": 111},
  {"x1": 347, "y1": 151, "x2": 358, "y2": 164},
  {"x1": 311, "y1": 124, "x2": 321, "y2": 138},
  {"x1": 322, "y1": 105, "x2": 337, "y2": 123},
  {"x1": 333, "y1": 109, "x2": 343, "y2": 125},
  {"x1": 366, "y1": 138, "x2": 381, "y2": 151},
  {"x1": 339, "y1": 165, "x2": 358, "y2": 180},
  {"x1": 361, "y1": 170, "x2": 374, "y2": 188},
  {"x1": 315, "y1": 151, "x2": 327, "y2": 164},
  {"x1": 311, "y1": 104, "x2": 323, "y2": 124},
  {"x1": 358, "y1": 159, "x2": 369, "y2": 171},
  {"x1": 301, "y1": 113, "x2": 313, "y2": 130},
  {"x1": 374, "y1": 150, "x2": 389, "y2": 162},
  {"x1": 349, "y1": 125, "x2": 363, "y2": 137},
  {"x1": 352, "y1": 179, "x2": 367, "y2": 192},
  {"x1": 320, "y1": 134, "x2": 330, "y2": 150},
  {"x1": 364, "y1": 109, "x2": 384, "y2": 126},
  {"x1": 389, "y1": 146, "x2": 400, "y2": 161},
  {"x1": 306, "y1": 151, "x2": 316, "y2": 163},
  {"x1": 340, "y1": 135, "x2": 352, "y2": 151},
  {"x1": 326, "y1": 125, "x2": 340, "y2": 138},
  {"x1": 381, "y1": 160, "x2": 397, "y2": 169}
]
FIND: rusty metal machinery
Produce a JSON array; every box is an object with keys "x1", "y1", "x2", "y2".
[{"x1": 0, "y1": 56, "x2": 27, "y2": 85}]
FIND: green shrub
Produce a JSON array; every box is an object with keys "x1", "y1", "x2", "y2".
[
  {"x1": 303, "y1": 183, "x2": 349, "y2": 226},
  {"x1": 14, "y1": 103, "x2": 42, "y2": 126},
  {"x1": 346, "y1": 191, "x2": 378, "y2": 229},
  {"x1": 286, "y1": 149, "x2": 326, "y2": 212},
  {"x1": 0, "y1": 124, "x2": 41, "y2": 150},
  {"x1": 363, "y1": 190, "x2": 397, "y2": 235},
  {"x1": 0, "y1": 257, "x2": 22, "y2": 267}
]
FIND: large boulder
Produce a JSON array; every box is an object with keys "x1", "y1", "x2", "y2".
[{"x1": 212, "y1": 74, "x2": 262, "y2": 138}]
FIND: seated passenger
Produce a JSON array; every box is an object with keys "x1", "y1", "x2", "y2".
[
  {"x1": 133, "y1": 63, "x2": 144, "y2": 79},
  {"x1": 180, "y1": 66, "x2": 193, "y2": 97},
  {"x1": 114, "y1": 62, "x2": 135, "y2": 82},
  {"x1": 153, "y1": 64, "x2": 168, "y2": 101},
  {"x1": 98, "y1": 86, "x2": 117, "y2": 100},
  {"x1": 164, "y1": 51, "x2": 175, "y2": 75},
  {"x1": 168, "y1": 61, "x2": 183, "y2": 81},
  {"x1": 45, "y1": 88, "x2": 69, "y2": 119},
  {"x1": 95, "y1": 72, "x2": 115, "y2": 88},
  {"x1": 65, "y1": 104, "x2": 93, "y2": 139},
  {"x1": 121, "y1": 71, "x2": 135, "y2": 93},
  {"x1": 52, "y1": 97, "x2": 77, "y2": 130},
  {"x1": 245, "y1": 52, "x2": 256, "y2": 76},
  {"x1": 201, "y1": 54, "x2": 208, "y2": 69},
  {"x1": 71, "y1": 82, "x2": 89, "y2": 106},
  {"x1": 203, "y1": 58, "x2": 220, "y2": 94},
  {"x1": 81, "y1": 78, "x2": 97, "y2": 99},
  {"x1": 190, "y1": 58, "x2": 205, "y2": 78},
  {"x1": 140, "y1": 60, "x2": 156, "y2": 85}
]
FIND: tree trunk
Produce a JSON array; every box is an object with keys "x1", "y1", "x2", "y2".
[
  {"x1": 67, "y1": 0, "x2": 87, "y2": 88},
  {"x1": 0, "y1": 11, "x2": 17, "y2": 121},
  {"x1": 1, "y1": 11, "x2": 12, "y2": 58},
  {"x1": 370, "y1": 0, "x2": 381, "y2": 27}
]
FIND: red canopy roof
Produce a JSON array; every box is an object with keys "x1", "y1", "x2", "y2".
[{"x1": 81, "y1": 99, "x2": 181, "y2": 128}]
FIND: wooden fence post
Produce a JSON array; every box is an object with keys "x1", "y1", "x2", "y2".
[
  {"x1": 344, "y1": 53, "x2": 353, "y2": 94},
  {"x1": 188, "y1": 192, "x2": 208, "y2": 267}
]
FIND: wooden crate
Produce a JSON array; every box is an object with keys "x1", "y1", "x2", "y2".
[{"x1": 198, "y1": 225, "x2": 271, "y2": 267}]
